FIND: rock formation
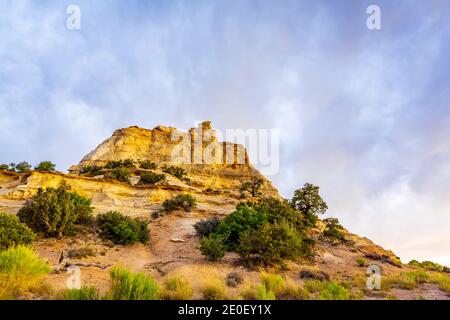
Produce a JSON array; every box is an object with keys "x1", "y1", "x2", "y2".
[{"x1": 0, "y1": 121, "x2": 279, "y2": 215}]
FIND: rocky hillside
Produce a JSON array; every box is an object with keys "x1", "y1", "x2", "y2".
[{"x1": 1, "y1": 122, "x2": 449, "y2": 300}]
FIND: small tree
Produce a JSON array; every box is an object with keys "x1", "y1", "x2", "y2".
[
  {"x1": 35, "y1": 161, "x2": 56, "y2": 172},
  {"x1": 291, "y1": 183, "x2": 328, "y2": 226},
  {"x1": 11, "y1": 162, "x2": 32, "y2": 173},
  {"x1": 194, "y1": 217, "x2": 221, "y2": 238},
  {"x1": 200, "y1": 235, "x2": 225, "y2": 261},
  {"x1": 138, "y1": 172, "x2": 166, "y2": 185},
  {"x1": 18, "y1": 185, "x2": 93, "y2": 237},
  {"x1": 240, "y1": 177, "x2": 264, "y2": 197},
  {"x1": 322, "y1": 218, "x2": 345, "y2": 243},
  {"x1": 0, "y1": 164, "x2": 9, "y2": 171},
  {"x1": 237, "y1": 222, "x2": 307, "y2": 267}
]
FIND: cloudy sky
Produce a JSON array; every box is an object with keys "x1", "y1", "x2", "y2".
[{"x1": 1, "y1": 0, "x2": 449, "y2": 265}]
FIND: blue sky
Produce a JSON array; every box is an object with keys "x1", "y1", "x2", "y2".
[{"x1": 1, "y1": 0, "x2": 450, "y2": 265}]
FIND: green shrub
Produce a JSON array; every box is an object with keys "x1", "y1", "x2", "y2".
[
  {"x1": 97, "y1": 211, "x2": 149, "y2": 245},
  {"x1": 138, "y1": 172, "x2": 166, "y2": 185},
  {"x1": 0, "y1": 213, "x2": 36, "y2": 250},
  {"x1": 240, "y1": 198, "x2": 306, "y2": 232},
  {"x1": 109, "y1": 266, "x2": 160, "y2": 300},
  {"x1": 322, "y1": 218, "x2": 345, "y2": 243},
  {"x1": 0, "y1": 164, "x2": 9, "y2": 171},
  {"x1": 408, "y1": 260, "x2": 450, "y2": 273},
  {"x1": 0, "y1": 246, "x2": 51, "y2": 299},
  {"x1": 214, "y1": 206, "x2": 267, "y2": 250},
  {"x1": 105, "y1": 159, "x2": 136, "y2": 169},
  {"x1": 62, "y1": 285, "x2": 100, "y2": 300},
  {"x1": 163, "y1": 194, "x2": 197, "y2": 212},
  {"x1": 215, "y1": 199, "x2": 308, "y2": 252},
  {"x1": 237, "y1": 222, "x2": 311, "y2": 266},
  {"x1": 356, "y1": 257, "x2": 367, "y2": 267},
  {"x1": 199, "y1": 198, "x2": 315, "y2": 267},
  {"x1": 106, "y1": 168, "x2": 131, "y2": 183},
  {"x1": 162, "y1": 275, "x2": 193, "y2": 300},
  {"x1": 10, "y1": 162, "x2": 32, "y2": 173},
  {"x1": 17, "y1": 185, "x2": 93, "y2": 237},
  {"x1": 34, "y1": 161, "x2": 56, "y2": 172},
  {"x1": 200, "y1": 235, "x2": 225, "y2": 261},
  {"x1": 79, "y1": 165, "x2": 104, "y2": 176},
  {"x1": 194, "y1": 217, "x2": 221, "y2": 238},
  {"x1": 138, "y1": 161, "x2": 157, "y2": 170},
  {"x1": 318, "y1": 282, "x2": 352, "y2": 300},
  {"x1": 162, "y1": 166, "x2": 187, "y2": 180}
]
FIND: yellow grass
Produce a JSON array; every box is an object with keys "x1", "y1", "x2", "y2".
[
  {"x1": 200, "y1": 275, "x2": 227, "y2": 300},
  {"x1": 162, "y1": 275, "x2": 194, "y2": 300},
  {"x1": 0, "y1": 246, "x2": 51, "y2": 299}
]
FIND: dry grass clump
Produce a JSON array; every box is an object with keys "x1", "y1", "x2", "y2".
[
  {"x1": 162, "y1": 275, "x2": 194, "y2": 300},
  {"x1": 200, "y1": 275, "x2": 227, "y2": 300}
]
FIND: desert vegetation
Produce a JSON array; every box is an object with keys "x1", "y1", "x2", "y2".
[
  {"x1": 162, "y1": 165, "x2": 187, "y2": 180},
  {"x1": 322, "y1": 218, "x2": 345, "y2": 243},
  {"x1": 0, "y1": 246, "x2": 51, "y2": 299},
  {"x1": 239, "y1": 177, "x2": 264, "y2": 198},
  {"x1": 17, "y1": 185, "x2": 93, "y2": 238},
  {"x1": 0, "y1": 213, "x2": 36, "y2": 250},
  {"x1": 290, "y1": 183, "x2": 328, "y2": 226},
  {"x1": 109, "y1": 266, "x2": 160, "y2": 300},
  {"x1": 34, "y1": 161, "x2": 56, "y2": 172},
  {"x1": 199, "y1": 195, "x2": 317, "y2": 266},
  {"x1": 138, "y1": 172, "x2": 166, "y2": 185},
  {"x1": 97, "y1": 211, "x2": 149, "y2": 245},
  {"x1": 1, "y1": 161, "x2": 58, "y2": 173},
  {"x1": 163, "y1": 194, "x2": 197, "y2": 212},
  {"x1": 194, "y1": 217, "x2": 221, "y2": 238}
]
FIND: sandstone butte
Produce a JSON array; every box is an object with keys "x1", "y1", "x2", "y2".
[{"x1": 0, "y1": 121, "x2": 448, "y2": 300}]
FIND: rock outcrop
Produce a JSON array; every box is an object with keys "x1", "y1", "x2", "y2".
[{"x1": 0, "y1": 121, "x2": 279, "y2": 215}]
